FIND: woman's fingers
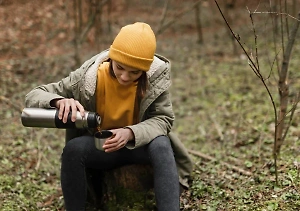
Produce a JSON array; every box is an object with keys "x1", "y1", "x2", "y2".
[
  {"x1": 70, "y1": 100, "x2": 78, "y2": 122},
  {"x1": 55, "y1": 98, "x2": 85, "y2": 123},
  {"x1": 103, "y1": 136, "x2": 126, "y2": 152},
  {"x1": 75, "y1": 100, "x2": 85, "y2": 117},
  {"x1": 102, "y1": 128, "x2": 133, "y2": 152},
  {"x1": 62, "y1": 100, "x2": 71, "y2": 123}
]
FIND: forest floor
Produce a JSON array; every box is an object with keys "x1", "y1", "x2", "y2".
[{"x1": 1, "y1": 0, "x2": 300, "y2": 210}]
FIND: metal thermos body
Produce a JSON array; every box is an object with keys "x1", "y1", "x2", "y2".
[{"x1": 21, "y1": 108, "x2": 101, "y2": 129}]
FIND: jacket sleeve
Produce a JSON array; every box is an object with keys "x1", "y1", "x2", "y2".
[
  {"x1": 25, "y1": 59, "x2": 92, "y2": 108},
  {"x1": 25, "y1": 72, "x2": 78, "y2": 108},
  {"x1": 126, "y1": 90, "x2": 175, "y2": 149}
]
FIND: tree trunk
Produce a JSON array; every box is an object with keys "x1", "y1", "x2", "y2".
[{"x1": 86, "y1": 165, "x2": 155, "y2": 211}]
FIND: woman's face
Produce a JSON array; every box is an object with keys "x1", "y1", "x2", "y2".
[{"x1": 112, "y1": 60, "x2": 143, "y2": 86}]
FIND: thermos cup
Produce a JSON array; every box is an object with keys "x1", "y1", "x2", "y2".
[
  {"x1": 94, "y1": 130, "x2": 113, "y2": 151},
  {"x1": 21, "y1": 108, "x2": 101, "y2": 129}
]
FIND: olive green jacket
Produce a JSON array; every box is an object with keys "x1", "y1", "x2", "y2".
[{"x1": 25, "y1": 49, "x2": 194, "y2": 188}]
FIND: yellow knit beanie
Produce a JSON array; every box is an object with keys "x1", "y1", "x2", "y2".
[{"x1": 109, "y1": 22, "x2": 156, "y2": 72}]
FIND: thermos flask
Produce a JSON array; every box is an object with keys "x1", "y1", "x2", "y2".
[{"x1": 21, "y1": 108, "x2": 101, "y2": 129}]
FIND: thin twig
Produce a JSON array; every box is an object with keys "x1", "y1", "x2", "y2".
[
  {"x1": 282, "y1": 93, "x2": 300, "y2": 142},
  {"x1": 252, "y1": 11, "x2": 300, "y2": 21},
  {"x1": 188, "y1": 149, "x2": 252, "y2": 176},
  {"x1": 156, "y1": 0, "x2": 202, "y2": 35},
  {"x1": 214, "y1": 1, "x2": 258, "y2": 74},
  {"x1": 214, "y1": 0, "x2": 279, "y2": 184},
  {"x1": 247, "y1": 7, "x2": 260, "y2": 73},
  {"x1": 269, "y1": 1, "x2": 281, "y2": 76}
]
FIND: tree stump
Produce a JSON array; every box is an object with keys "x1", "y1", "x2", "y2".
[{"x1": 86, "y1": 164, "x2": 155, "y2": 211}]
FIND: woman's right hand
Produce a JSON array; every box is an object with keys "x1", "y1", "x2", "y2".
[{"x1": 51, "y1": 98, "x2": 85, "y2": 123}]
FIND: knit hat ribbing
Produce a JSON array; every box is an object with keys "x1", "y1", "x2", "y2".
[{"x1": 109, "y1": 22, "x2": 156, "y2": 71}]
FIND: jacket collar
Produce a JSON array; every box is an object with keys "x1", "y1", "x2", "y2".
[{"x1": 84, "y1": 49, "x2": 171, "y2": 98}]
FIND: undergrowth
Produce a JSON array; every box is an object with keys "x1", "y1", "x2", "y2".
[{"x1": 1, "y1": 1, "x2": 300, "y2": 210}]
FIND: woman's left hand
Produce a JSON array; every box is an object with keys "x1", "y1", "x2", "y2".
[{"x1": 102, "y1": 128, "x2": 134, "y2": 153}]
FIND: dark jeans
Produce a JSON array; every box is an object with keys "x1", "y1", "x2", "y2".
[{"x1": 61, "y1": 135, "x2": 180, "y2": 211}]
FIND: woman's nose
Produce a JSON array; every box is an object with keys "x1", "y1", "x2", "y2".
[{"x1": 121, "y1": 72, "x2": 130, "y2": 81}]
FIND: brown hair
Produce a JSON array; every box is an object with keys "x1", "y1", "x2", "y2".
[{"x1": 108, "y1": 60, "x2": 148, "y2": 123}]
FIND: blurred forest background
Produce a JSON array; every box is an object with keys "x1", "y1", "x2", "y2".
[{"x1": 1, "y1": 0, "x2": 300, "y2": 210}]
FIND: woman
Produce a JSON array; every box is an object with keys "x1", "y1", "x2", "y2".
[{"x1": 25, "y1": 22, "x2": 193, "y2": 211}]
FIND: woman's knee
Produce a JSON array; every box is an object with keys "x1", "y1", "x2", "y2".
[
  {"x1": 147, "y1": 136, "x2": 176, "y2": 169},
  {"x1": 148, "y1": 135, "x2": 173, "y2": 154}
]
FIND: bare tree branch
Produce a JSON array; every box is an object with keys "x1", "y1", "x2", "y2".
[
  {"x1": 252, "y1": 11, "x2": 300, "y2": 21},
  {"x1": 79, "y1": 0, "x2": 109, "y2": 44},
  {"x1": 247, "y1": 7, "x2": 260, "y2": 73},
  {"x1": 282, "y1": 94, "x2": 300, "y2": 142},
  {"x1": 214, "y1": 0, "x2": 279, "y2": 184},
  {"x1": 156, "y1": 0, "x2": 202, "y2": 35}
]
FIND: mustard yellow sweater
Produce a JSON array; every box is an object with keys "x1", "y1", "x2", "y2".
[{"x1": 96, "y1": 62, "x2": 137, "y2": 130}]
